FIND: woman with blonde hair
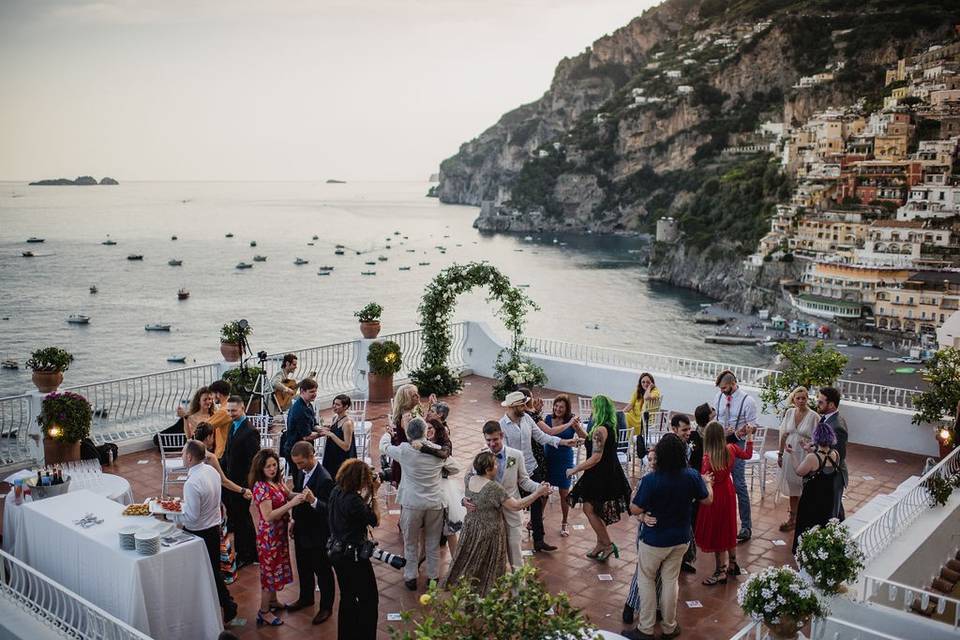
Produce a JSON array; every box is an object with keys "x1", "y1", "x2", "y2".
[
  {"x1": 776, "y1": 386, "x2": 818, "y2": 532},
  {"x1": 694, "y1": 420, "x2": 753, "y2": 586},
  {"x1": 624, "y1": 373, "x2": 661, "y2": 459},
  {"x1": 388, "y1": 384, "x2": 422, "y2": 487}
]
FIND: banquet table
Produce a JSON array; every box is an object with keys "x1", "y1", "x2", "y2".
[
  {"x1": 2, "y1": 473, "x2": 134, "y2": 558},
  {"x1": 6, "y1": 489, "x2": 222, "y2": 640}
]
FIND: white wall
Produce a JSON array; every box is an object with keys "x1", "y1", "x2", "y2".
[{"x1": 461, "y1": 322, "x2": 938, "y2": 456}]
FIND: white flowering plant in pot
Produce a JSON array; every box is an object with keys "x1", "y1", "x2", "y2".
[
  {"x1": 795, "y1": 520, "x2": 864, "y2": 594},
  {"x1": 738, "y1": 566, "x2": 826, "y2": 639},
  {"x1": 492, "y1": 350, "x2": 547, "y2": 401}
]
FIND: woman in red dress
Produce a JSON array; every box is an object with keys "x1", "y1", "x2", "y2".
[
  {"x1": 694, "y1": 421, "x2": 754, "y2": 586},
  {"x1": 250, "y1": 449, "x2": 305, "y2": 626}
]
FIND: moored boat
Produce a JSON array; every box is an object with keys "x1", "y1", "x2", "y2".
[
  {"x1": 89, "y1": 285, "x2": 98, "y2": 294},
  {"x1": 67, "y1": 314, "x2": 91, "y2": 325},
  {"x1": 166, "y1": 356, "x2": 187, "y2": 363},
  {"x1": 1, "y1": 359, "x2": 18, "y2": 370},
  {"x1": 127, "y1": 254, "x2": 143, "y2": 261},
  {"x1": 294, "y1": 257, "x2": 309, "y2": 265},
  {"x1": 177, "y1": 289, "x2": 190, "y2": 300},
  {"x1": 236, "y1": 262, "x2": 253, "y2": 269},
  {"x1": 26, "y1": 237, "x2": 44, "y2": 243},
  {"x1": 21, "y1": 251, "x2": 34, "y2": 257},
  {"x1": 145, "y1": 323, "x2": 171, "y2": 332},
  {"x1": 168, "y1": 259, "x2": 182, "y2": 266}
]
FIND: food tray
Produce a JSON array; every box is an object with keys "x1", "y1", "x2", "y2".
[{"x1": 147, "y1": 499, "x2": 183, "y2": 516}]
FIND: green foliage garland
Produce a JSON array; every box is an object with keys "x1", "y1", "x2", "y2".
[
  {"x1": 39, "y1": 391, "x2": 92, "y2": 444},
  {"x1": 410, "y1": 262, "x2": 540, "y2": 397},
  {"x1": 367, "y1": 340, "x2": 402, "y2": 376},
  {"x1": 760, "y1": 341, "x2": 847, "y2": 414},
  {"x1": 391, "y1": 565, "x2": 593, "y2": 640}
]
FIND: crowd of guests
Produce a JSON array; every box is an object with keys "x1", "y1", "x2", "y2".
[{"x1": 171, "y1": 352, "x2": 851, "y2": 640}]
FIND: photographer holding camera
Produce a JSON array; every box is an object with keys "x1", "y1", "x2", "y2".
[{"x1": 327, "y1": 458, "x2": 381, "y2": 640}]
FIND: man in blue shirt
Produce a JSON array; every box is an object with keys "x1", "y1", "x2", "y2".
[
  {"x1": 625, "y1": 434, "x2": 713, "y2": 640},
  {"x1": 280, "y1": 378, "x2": 320, "y2": 472}
]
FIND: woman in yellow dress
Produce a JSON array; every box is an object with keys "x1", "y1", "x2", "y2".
[{"x1": 624, "y1": 372, "x2": 661, "y2": 459}]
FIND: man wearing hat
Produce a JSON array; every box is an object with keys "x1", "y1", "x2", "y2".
[{"x1": 499, "y1": 390, "x2": 580, "y2": 552}]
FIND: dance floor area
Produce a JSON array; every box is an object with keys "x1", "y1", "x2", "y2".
[{"x1": 0, "y1": 375, "x2": 926, "y2": 639}]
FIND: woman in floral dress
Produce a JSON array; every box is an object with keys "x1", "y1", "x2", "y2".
[{"x1": 250, "y1": 449, "x2": 304, "y2": 626}]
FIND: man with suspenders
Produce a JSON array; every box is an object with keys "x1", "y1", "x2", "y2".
[{"x1": 714, "y1": 370, "x2": 756, "y2": 543}]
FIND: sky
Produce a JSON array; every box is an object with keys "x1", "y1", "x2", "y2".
[{"x1": 0, "y1": 0, "x2": 659, "y2": 182}]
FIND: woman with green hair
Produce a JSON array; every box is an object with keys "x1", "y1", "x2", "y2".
[{"x1": 566, "y1": 395, "x2": 632, "y2": 561}]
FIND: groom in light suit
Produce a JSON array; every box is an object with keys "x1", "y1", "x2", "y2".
[{"x1": 465, "y1": 420, "x2": 543, "y2": 569}]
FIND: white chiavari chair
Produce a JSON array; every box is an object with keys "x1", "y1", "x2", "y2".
[{"x1": 157, "y1": 433, "x2": 187, "y2": 495}]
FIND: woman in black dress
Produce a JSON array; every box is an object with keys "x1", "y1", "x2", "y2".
[
  {"x1": 791, "y1": 421, "x2": 842, "y2": 554},
  {"x1": 320, "y1": 394, "x2": 356, "y2": 479},
  {"x1": 567, "y1": 394, "x2": 632, "y2": 561}
]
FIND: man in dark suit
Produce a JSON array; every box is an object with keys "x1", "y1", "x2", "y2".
[
  {"x1": 817, "y1": 386, "x2": 849, "y2": 521},
  {"x1": 280, "y1": 378, "x2": 320, "y2": 473},
  {"x1": 221, "y1": 395, "x2": 260, "y2": 566},
  {"x1": 287, "y1": 440, "x2": 336, "y2": 624}
]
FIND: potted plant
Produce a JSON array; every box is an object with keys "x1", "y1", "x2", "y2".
[
  {"x1": 795, "y1": 520, "x2": 865, "y2": 594},
  {"x1": 492, "y1": 349, "x2": 547, "y2": 401},
  {"x1": 25, "y1": 347, "x2": 74, "y2": 393},
  {"x1": 392, "y1": 565, "x2": 594, "y2": 640},
  {"x1": 355, "y1": 302, "x2": 383, "y2": 339},
  {"x1": 38, "y1": 391, "x2": 92, "y2": 464},
  {"x1": 221, "y1": 366, "x2": 264, "y2": 412},
  {"x1": 219, "y1": 320, "x2": 252, "y2": 362},
  {"x1": 912, "y1": 347, "x2": 960, "y2": 458},
  {"x1": 367, "y1": 340, "x2": 401, "y2": 402},
  {"x1": 738, "y1": 566, "x2": 826, "y2": 640}
]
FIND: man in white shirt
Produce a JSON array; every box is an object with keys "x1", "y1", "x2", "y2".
[
  {"x1": 714, "y1": 371, "x2": 757, "y2": 543},
  {"x1": 178, "y1": 439, "x2": 237, "y2": 623},
  {"x1": 499, "y1": 391, "x2": 579, "y2": 552}
]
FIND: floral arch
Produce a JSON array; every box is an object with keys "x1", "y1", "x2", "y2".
[{"x1": 409, "y1": 262, "x2": 545, "y2": 398}]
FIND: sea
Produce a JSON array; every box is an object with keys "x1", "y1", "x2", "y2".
[{"x1": 0, "y1": 181, "x2": 769, "y2": 397}]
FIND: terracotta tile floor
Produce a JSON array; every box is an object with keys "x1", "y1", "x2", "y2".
[{"x1": 1, "y1": 375, "x2": 927, "y2": 639}]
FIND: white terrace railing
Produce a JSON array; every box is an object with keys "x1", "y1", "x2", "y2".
[
  {"x1": 0, "y1": 394, "x2": 35, "y2": 467},
  {"x1": 523, "y1": 336, "x2": 920, "y2": 410},
  {"x1": 265, "y1": 339, "x2": 359, "y2": 395},
  {"x1": 0, "y1": 549, "x2": 151, "y2": 640},
  {"x1": 852, "y1": 443, "x2": 960, "y2": 562},
  {"x1": 859, "y1": 575, "x2": 960, "y2": 631},
  {"x1": 730, "y1": 616, "x2": 910, "y2": 640}
]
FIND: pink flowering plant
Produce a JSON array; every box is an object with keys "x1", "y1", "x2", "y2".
[
  {"x1": 795, "y1": 520, "x2": 864, "y2": 593},
  {"x1": 39, "y1": 391, "x2": 92, "y2": 443},
  {"x1": 738, "y1": 566, "x2": 826, "y2": 627}
]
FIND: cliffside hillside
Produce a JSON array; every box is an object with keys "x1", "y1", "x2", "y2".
[{"x1": 438, "y1": 0, "x2": 955, "y2": 256}]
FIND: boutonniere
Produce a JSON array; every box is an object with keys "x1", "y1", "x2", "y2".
[{"x1": 506, "y1": 457, "x2": 517, "y2": 468}]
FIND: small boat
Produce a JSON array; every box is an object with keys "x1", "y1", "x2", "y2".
[
  {"x1": 294, "y1": 257, "x2": 309, "y2": 265},
  {"x1": 253, "y1": 255, "x2": 267, "y2": 262},
  {"x1": 317, "y1": 265, "x2": 335, "y2": 271},
  {"x1": 145, "y1": 324, "x2": 171, "y2": 332},
  {"x1": 312, "y1": 235, "x2": 319, "y2": 240},
  {"x1": 171, "y1": 235, "x2": 178, "y2": 241},
  {"x1": 236, "y1": 262, "x2": 253, "y2": 269},
  {"x1": 335, "y1": 244, "x2": 344, "y2": 249},
  {"x1": 385, "y1": 244, "x2": 391, "y2": 249},
  {"x1": 863, "y1": 356, "x2": 880, "y2": 362},
  {"x1": 26, "y1": 237, "x2": 44, "y2": 243},
  {"x1": 127, "y1": 254, "x2": 143, "y2": 261},
  {"x1": 393, "y1": 231, "x2": 401, "y2": 235},
  {"x1": 89, "y1": 285, "x2": 98, "y2": 294},
  {"x1": 168, "y1": 259, "x2": 182, "y2": 266},
  {"x1": 250, "y1": 240, "x2": 257, "y2": 247},
  {"x1": 166, "y1": 356, "x2": 187, "y2": 363},
  {"x1": 361, "y1": 271, "x2": 376, "y2": 276},
  {"x1": 365, "y1": 261, "x2": 376, "y2": 266},
  {"x1": 378, "y1": 255, "x2": 388, "y2": 262},
  {"x1": 307, "y1": 242, "x2": 315, "y2": 246},
  {"x1": 524, "y1": 236, "x2": 533, "y2": 241},
  {"x1": 102, "y1": 236, "x2": 117, "y2": 246},
  {"x1": 406, "y1": 249, "x2": 416, "y2": 253},
  {"x1": 225, "y1": 233, "x2": 234, "y2": 238},
  {"x1": 317, "y1": 270, "x2": 332, "y2": 276},
  {"x1": 177, "y1": 289, "x2": 190, "y2": 300},
  {"x1": 21, "y1": 251, "x2": 34, "y2": 257},
  {"x1": 66, "y1": 314, "x2": 91, "y2": 325},
  {"x1": 418, "y1": 261, "x2": 431, "y2": 266},
  {"x1": 1, "y1": 359, "x2": 18, "y2": 370},
  {"x1": 398, "y1": 266, "x2": 411, "y2": 271},
  {"x1": 334, "y1": 249, "x2": 345, "y2": 256}
]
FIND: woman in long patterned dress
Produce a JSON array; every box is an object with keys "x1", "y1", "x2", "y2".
[
  {"x1": 776, "y1": 386, "x2": 818, "y2": 531},
  {"x1": 566, "y1": 395, "x2": 632, "y2": 562},
  {"x1": 446, "y1": 452, "x2": 551, "y2": 594},
  {"x1": 250, "y1": 449, "x2": 304, "y2": 626}
]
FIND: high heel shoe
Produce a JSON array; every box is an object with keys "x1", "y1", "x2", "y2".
[
  {"x1": 257, "y1": 610, "x2": 283, "y2": 626},
  {"x1": 595, "y1": 543, "x2": 619, "y2": 562},
  {"x1": 585, "y1": 545, "x2": 602, "y2": 559},
  {"x1": 727, "y1": 561, "x2": 742, "y2": 576},
  {"x1": 560, "y1": 522, "x2": 569, "y2": 538}
]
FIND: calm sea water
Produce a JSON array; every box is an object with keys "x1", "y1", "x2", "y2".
[{"x1": 0, "y1": 181, "x2": 766, "y2": 397}]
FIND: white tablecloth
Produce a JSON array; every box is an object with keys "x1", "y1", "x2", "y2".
[
  {"x1": 7, "y1": 489, "x2": 222, "y2": 640},
  {"x1": 3, "y1": 473, "x2": 134, "y2": 558}
]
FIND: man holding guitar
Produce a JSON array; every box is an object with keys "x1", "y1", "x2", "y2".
[{"x1": 271, "y1": 353, "x2": 316, "y2": 415}]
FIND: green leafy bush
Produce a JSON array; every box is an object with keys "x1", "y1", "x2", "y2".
[
  {"x1": 409, "y1": 364, "x2": 463, "y2": 397},
  {"x1": 738, "y1": 566, "x2": 827, "y2": 627},
  {"x1": 26, "y1": 347, "x2": 74, "y2": 373},
  {"x1": 492, "y1": 351, "x2": 547, "y2": 401},
  {"x1": 39, "y1": 391, "x2": 92, "y2": 443},
  {"x1": 760, "y1": 341, "x2": 848, "y2": 413},
  {"x1": 925, "y1": 474, "x2": 954, "y2": 507},
  {"x1": 220, "y1": 321, "x2": 252, "y2": 344},
  {"x1": 354, "y1": 302, "x2": 383, "y2": 323},
  {"x1": 367, "y1": 341, "x2": 402, "y2": 376},
  {"x1": 795, "y1": 521, "x2": 864, "y2": 593},
  {"x1": 221, "y1": 366, "x2": 264, "y2": 402}
]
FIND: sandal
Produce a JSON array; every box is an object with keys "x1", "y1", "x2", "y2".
[
  {"x1": 560, "y1": 522, "x2": 569, "y2": 538},
  {"x1": 257, "y1": 609, "x2": 283, "y2": 626},
  {"x1": 595, "y1": 543, "x2": 620, "y2": 562},
  {"x1": 727, "y1": 562, "x2": 742, "y2": 576},
  {"x1": 586, "y1": 544, "x2": 603, "y2": 559},
  {"x1": 269, "y1": 601, "x2": 290, "y2": 612},
  {"x1": 703, "y1": 566, "x2": 728, "y2": 586},
  {"x1": 778, "y1": 515, "x2": 795, "y2": 532}
]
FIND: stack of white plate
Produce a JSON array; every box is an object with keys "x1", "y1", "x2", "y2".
[
  {"x1": 134, "y1": 530, "x2": 160, "y2": 556},
  {"x1": 118, "y1": 527, "x2": 138, "y2": 550}
]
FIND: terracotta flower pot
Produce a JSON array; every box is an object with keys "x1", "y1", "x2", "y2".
[
  {"x1": 220, "y1": 341, "x2": 242, "y2": 362},
  {"x1": 43, "y1": 436, "x2": 81, "y2": 465},
  {"x1": 938, "y1": 435, "x2": 956, "y2": 460},
  {"x1": 360, "y1": 321, "x2": 381, "y2": 339},
  {"x1": 32, "y1": 370, "x2": 63, "y2": 393},
  {"x1": 765, "y1": 615, "x2": 807, "y2": 640},
  {"x1": 368, "y1": 372, "x2": 394, "y2": 402}
]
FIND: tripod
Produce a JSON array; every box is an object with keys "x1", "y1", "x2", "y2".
[{"x1": 244, "y1": 353, "x2": 274, "y2": 416}]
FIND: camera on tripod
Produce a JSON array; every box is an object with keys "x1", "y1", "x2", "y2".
[{"x1": 256, "y1": 349, "x2": 268, "y2": 362}]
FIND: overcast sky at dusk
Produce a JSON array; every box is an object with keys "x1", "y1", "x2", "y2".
[{"x1": 0, "y1": 0, "x2": 658, "y2": 182}]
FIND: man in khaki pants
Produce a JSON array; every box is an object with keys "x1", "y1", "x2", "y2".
[
  {"x1": 625, "y1": 435, "x2": 713, "y2": 640},
  {"x1": 380, "y1": 418, "x2": 459, "y2": 591}
]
